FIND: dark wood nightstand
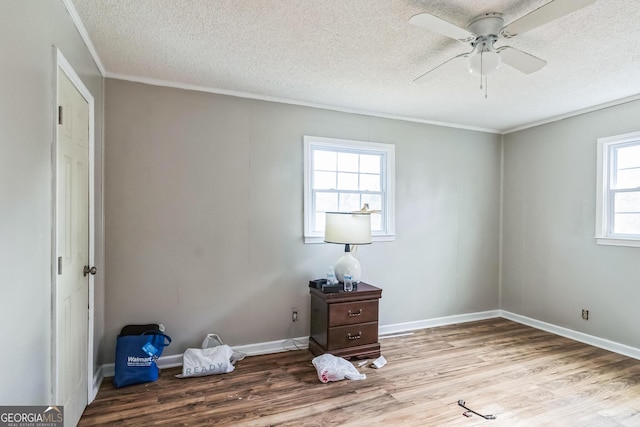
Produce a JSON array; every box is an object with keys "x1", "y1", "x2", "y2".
[{"x1": 308, "y1": 282, "x2": 382, "y2": 359}]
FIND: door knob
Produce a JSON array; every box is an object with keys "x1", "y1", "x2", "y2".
[{"x1": 83, "y1": 265, "x2": 97, "y2": 276}]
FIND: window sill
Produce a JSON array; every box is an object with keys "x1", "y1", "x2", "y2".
[
  {"x1": 596, "y1": 237, "x2": 640, "y2": 248},
  {"x1": 304, "y1": 234, "x2": 396, "y2": 244}
]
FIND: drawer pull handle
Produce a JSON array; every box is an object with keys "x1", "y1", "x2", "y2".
[
  {"x1": 347, "y1": 332, "x2": 362, "y2": 340},
  {"x1": 348, "y1": 309, "x2": 363, "y2": 317}
]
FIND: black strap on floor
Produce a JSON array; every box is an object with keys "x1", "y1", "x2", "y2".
[{"x1": 458, "y1": 400, "x2": 496, "y2": 420}]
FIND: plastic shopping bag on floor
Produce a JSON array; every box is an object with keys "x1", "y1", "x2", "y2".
[
  {"x1": 201, "y1": 333, "x2": 246, "y2": 364},
  {"x1": 175, "y1": 345, "x2": 235, "y2": 379},
  {"x1": 312, "y1": 353, "x2": 366, "y2": 383},
  {"x1": 201, "y1": 333, "x2": 224, "y2": 348},
  {"x1": 113, "y1": 325, "x2": 171, "y2": 388}
]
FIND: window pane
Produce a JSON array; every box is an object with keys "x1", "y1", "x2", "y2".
[
  {"x1": 615, "y1": 168, "x2": 640, "y2": 189},
  {"x1": 612, "y1": 145, "x2": 640, "y2": 235},
  {"x1": 362, "y1": 194, "x2": 382, "y2": 211},
  {"x1": 614, "y1": 191, "x2": 640, "y2": 213},
  {"x1": 337, "y1": 172, "x2": 358, "y2": 190},
  {"x1": 314, "y1": 150, "x2": 336, "y2": 171},
  {"x1": 339, "y1": 193, "x2": 361, "y2": 212},
  {"x1": 315, "y1": 192, "x2": 338, "y2": 212},
  {"x1": 360, "y1": 154, "x2": 380, "y2": 174},
  {"x1": 315, "y1": 212, "x2": 326, "y2": 233},
  {"x1": 337, "y1": 152, "x2": 358, "y2": 172},
  {"x1": 314, "y1": 171, "x2": 336, "y2": 189},
  {"x1": 613, "y1": 213, "x2": 640, "y2": 235},
  {"x1": 616, "y1": 145, "x2": 640, "y2": 169},
  {"x1": 370, "y1": 213, "x2": 382, "y2": 231},
  {"x1": 360, "y1": 173, "x2": 381, "y2": 191}
]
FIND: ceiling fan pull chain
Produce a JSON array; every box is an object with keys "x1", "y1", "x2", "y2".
[
  {"x1": 479, "y1": 48, "x2": 489, "y2": 98},
  {"x1": 479, "y1": 50, "x2": 484, "y2": 89},
  {"x1": 485, "y1": 75, "x2": 488, "y2": 99}
]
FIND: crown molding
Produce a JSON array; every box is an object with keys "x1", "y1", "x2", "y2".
[
  {"x1": 104, "y1": 71, "x2": 501, "y2": 134},
  {"x1": 62, "y1": 0, "x2": 106, "y2": 76},
  {"x1": 503, "y1": 93, "x2": 640, "y2": 134}
]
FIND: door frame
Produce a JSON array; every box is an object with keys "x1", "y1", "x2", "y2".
[{"x1": 51, "y1": 47, "x2": 96, "y2": 405}]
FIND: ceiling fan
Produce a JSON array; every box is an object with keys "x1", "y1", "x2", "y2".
[{"x1": 409, "y1": 0, "x2": 596, "y2": 95}]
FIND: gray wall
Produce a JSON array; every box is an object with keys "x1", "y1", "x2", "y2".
[
  {"x1": 502, "y1": 99, "x2": 640, "y2": 349},
  {"x1": 0, "y1": 1, "x2": 104, "y2": 404},
  {"x1": 103, "y1": 79, "x2": 501, "y2": 362}
]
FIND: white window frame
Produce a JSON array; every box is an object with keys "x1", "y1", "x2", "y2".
[
  {"x1": 304, "y1": 135, "x2": 395, "y2": 244},
  {"x1": 596, "y1": 131, "x2": 640, "y2": 248}
]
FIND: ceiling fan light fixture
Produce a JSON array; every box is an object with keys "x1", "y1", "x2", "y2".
[{"x1": 468, "y1": 50, "x2": 501, "y2": 75}]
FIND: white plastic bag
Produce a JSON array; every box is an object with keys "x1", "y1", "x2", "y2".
[
  {"x1": 311, "y1": 354, "x2": 366, "y2": 383},
  {"x1": 201, "y1": 333, "x2": 246, "y2": 364},
  {"x1": 202, "y1": 333, "x2": 224, "y2": 348},
  {"x1": 175, "y1": 345, "x2": 235, "y2": 379}
]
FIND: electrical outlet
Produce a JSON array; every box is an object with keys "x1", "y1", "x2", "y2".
[
  {"x1": 292, "y1": 309, "x2": 298, "y2": 322},
  {"x1": 582, "y1": 309, "x2": 589, "y2": 320}
]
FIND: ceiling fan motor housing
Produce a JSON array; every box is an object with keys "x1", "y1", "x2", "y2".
[{"x1": 466, "y1": 12, "x2": 504, "y2": 36}]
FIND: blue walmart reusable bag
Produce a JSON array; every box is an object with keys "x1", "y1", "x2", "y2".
[{"x1": 113, "y1": 325, "x2": 172, "y2": 388}]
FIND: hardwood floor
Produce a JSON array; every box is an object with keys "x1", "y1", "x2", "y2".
[{"x1": 79, "y1": 318, "x2": 640, "y2": 426}]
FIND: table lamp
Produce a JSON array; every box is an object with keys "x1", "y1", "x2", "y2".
[{"x1": 324, "y1": 212, "x2": 372, "y2": 283}]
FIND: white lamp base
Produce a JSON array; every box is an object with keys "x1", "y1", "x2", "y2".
[{"x1": 334, "y1": 251, "x2": 361, "y2": 283}]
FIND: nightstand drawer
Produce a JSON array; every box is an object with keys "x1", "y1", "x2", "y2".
[
  {"x1": 328, "y1": 300, "x2": 378, "y2": 327},
  {"x1": 327, "y1": 322, "x2": 378, "y2": 350}
]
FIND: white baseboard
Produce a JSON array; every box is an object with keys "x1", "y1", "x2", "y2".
[
  {"x1": 500, "y1": 310, "x2": 640, "y2": 361},
  {"x1": 378, "y1": 310, "x2": 501, "y2": 336},
  {"x1": 90, "y1": 365, "x2": 103, "y2": 403},
  {"x1": 231, "y1": 336, "x2": 309, "y2": 356},
  {"x1": 95, "y1": 310, "x2": 640, "y2": 386},
  {"x1": 378, "y1": 309, "x2": 639, "y2": 361}
]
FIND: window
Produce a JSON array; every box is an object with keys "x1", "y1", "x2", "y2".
[
  {"x1": 596, "y1": 131, "x2": 640, "y2": 247},
  {"x1": 304, "y1": 136, "x2": 395, "y2": 243}
]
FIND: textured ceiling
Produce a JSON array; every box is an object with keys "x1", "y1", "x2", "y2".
[{"x1": 71, "y1": 0, "x2": 640, "y2": 132}]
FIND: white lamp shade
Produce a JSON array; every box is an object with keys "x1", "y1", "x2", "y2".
[{"x1": 324, "y1": 212, "x2": 372, "y2": 245}]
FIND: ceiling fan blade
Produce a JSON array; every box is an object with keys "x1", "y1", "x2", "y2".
[
  {"x1": 409, "y1": 13, "x2": 475, "y2": 42},
  {"x1": 498, "y1": 46, "x2": 547, "y2": 74},
  {"x1": 414, "y1": 53, "x2": 469, "y2": 84},
  {"x1": 500, "y1": 0, "x2": 595, "y2": 38}
]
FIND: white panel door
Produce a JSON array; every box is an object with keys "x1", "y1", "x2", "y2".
[{"x1": 57, "y1": 69, "x2": 89, "y2": 427}]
